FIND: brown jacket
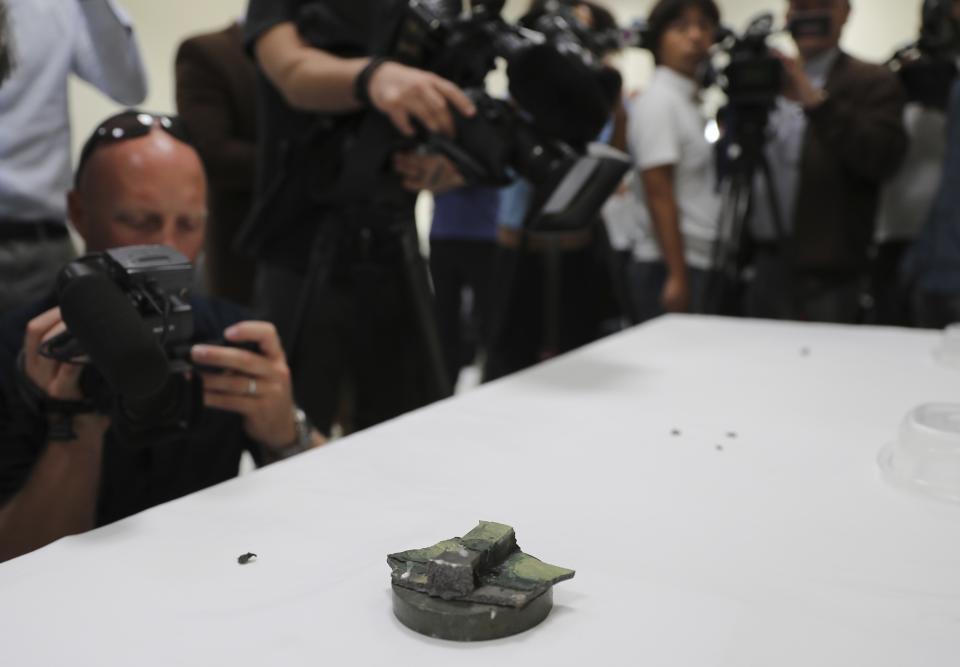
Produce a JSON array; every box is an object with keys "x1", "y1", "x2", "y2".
[
  {"x1": 791, "y1": 51, "x2": 907, "y2": 272},
  {"x1": 175, "y1": 22, "x2": 258, "y2": 305}
]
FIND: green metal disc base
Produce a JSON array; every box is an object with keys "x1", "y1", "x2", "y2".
[{"x1": 392, "y1": 585, "x2": 555, "y2": 642}]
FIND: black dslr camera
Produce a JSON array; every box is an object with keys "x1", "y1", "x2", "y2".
[
  {"x1": 889, "y1": 0, "x2": 960, "y2": 109},
  {"x1": 307, "y1": 0, "x2": 631, "y2": 232},
  {"x1": 36, "y1": 246, "x2": 248, "y2": 436},
  {"x1": 48, "y1": 245, "x2": 195, "y2": 365}
]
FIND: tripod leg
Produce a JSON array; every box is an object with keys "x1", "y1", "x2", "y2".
[
  {"x1": 283, "y1": 223, "x2": 336, "y2": 367},
  {"x1": 542, "y1": 238, "x2": 562, "y2": 358},
  {"x1": 397, "y1": 225, "x2": 453, "y2": 400}
]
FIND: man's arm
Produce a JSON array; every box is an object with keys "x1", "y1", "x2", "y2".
[
  {"x1": 778, "y1": 54, "x2": 908, "y2": 184},
  {"x1": 641, "y1": 165, "x2": 691, "y2": 313},
  {"x1": 0, "y1": 416, "x2": 108, "y2": 563},
  {"x1": 253, "y1": 22, "x2": 475, "y2": 136},
  {"x1": 72, "y1": 0, "x2": 147, "y2": 105},
  {"x1": 175, "y1": 37, "x2": 256, "y2": 192},
  {"x1": 0, "y1": 309, "x2": 109, "y2": 563}
]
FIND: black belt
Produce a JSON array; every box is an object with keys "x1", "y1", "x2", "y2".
[{"x1": 0, "y1": 220, "x2": 69, "y2": 243}]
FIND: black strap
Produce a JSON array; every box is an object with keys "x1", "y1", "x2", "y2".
[{"x1": 354, "y1": 57, "x2": 391, "y2": 107}]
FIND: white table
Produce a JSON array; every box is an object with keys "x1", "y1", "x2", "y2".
[{"x1": 2, "y1": 316, "x2": 959, "y2": 666}]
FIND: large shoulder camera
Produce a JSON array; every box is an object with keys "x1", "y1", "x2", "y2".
[
  {"x1": 303, "y1": 0, "x2": 632, "y2": 233},
  {"x1": 889, "y1": 0, "x2": 960, "y2": 109},
  {"x1": 713, "y1": 12, "x2": 830, "y2": 159}
]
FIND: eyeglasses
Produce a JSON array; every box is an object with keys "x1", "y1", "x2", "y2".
[{"x1": 75, "y1": 111, "x2": 191, "y2": 186}]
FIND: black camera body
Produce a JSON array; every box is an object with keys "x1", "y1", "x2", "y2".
[
  {"x1": 54, "y1": 245, "x2": 195, "y2": 370},
  {"x1": 40, "y1": 246, "x2": 213, "y2": 436},
  {"x1": 721, "y1": 15, "x2": 784, "y2": 112},
  {"x1": 715, "y1": 12, "x2": 830, "y2": 161},
  {"x1": 890, "y1": 0, "x2": 960, "y2": 109},
  {"x1": 301, "y1": 0, "x2": 631, "y2": 233}
]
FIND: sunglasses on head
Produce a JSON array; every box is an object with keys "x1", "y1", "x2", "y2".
[{"x1": 75, "y1": 111, "x2": 191, "y2": 186}]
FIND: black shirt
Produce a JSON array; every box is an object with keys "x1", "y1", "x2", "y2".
[
  {"x1": 0, "y1": 294, "x2": 261, "y2": 527},
  {"x1": 242, "y1": 0, "x2": 409, "y2": 267}
]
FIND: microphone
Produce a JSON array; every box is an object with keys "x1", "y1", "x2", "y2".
[
  {"x1": 506, "y1": 44, "x2": 620, "y2": 147},
  {"x1": 58, "y1": 271, "x2": 171, "y2": 401}
]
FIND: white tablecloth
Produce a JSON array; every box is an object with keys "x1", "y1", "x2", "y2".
[{"x1": 2, "y1": 316, "x2": 959, "y2": 666}]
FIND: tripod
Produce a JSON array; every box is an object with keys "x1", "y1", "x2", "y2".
[
  {"x1": 704, "y1": 104, "x2": 787, "y2": 316},
  {"x1": 282, "y1": 208, "x2": 452, "y2": 432}
]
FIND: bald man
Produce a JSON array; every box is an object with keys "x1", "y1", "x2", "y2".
[{"x1": 0, "y1": 111, "x2": 320, "y2": 563}]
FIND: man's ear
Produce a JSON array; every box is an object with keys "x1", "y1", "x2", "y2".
[{"x1": 67, "y1": 190, "x2": 87, "y2": 240}]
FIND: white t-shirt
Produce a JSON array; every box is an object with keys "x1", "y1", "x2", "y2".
[{"x1": 626, "y1": 66, "x2": 720, "y2": 270}]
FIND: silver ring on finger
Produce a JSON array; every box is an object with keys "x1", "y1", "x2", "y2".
[{"x1": 247, "y1": 378, "x2": 257, "y2": 397}]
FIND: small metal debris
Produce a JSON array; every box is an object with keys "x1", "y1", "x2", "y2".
[
  {"x1": 238, "y1": 552, "x2": 257, "y2": 565},
  {"x1": 671, "y1": 429, "x2": 682, "y2": 437},
  {"x1": 726, "y1": 431, "x2": 738, "y2": 439},
  {"x1": 715, "y1": 445, "x2": 724, "y2": 452}
]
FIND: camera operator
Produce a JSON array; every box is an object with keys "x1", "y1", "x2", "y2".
[
  {"x1": 744, "y1": 0, "x2": 907, "y2": 323},
  {"x1": 625, "y1": 0, "x2": 721, "y2": 321},
  {"x1": 0, "y1": 112, "x2": 319, "y2": 563},
  {"x1": 244, "y1": 0, "x2": 475, "y2": 434}
]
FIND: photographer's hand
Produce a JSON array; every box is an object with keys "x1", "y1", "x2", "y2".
[
  {"x1": 368, "y1": 62, "x2": 476, "y2": 137},
  {"x1": 393, "y1": 151, "x2": 465, "y2": 193},
  {"x1": 23, "y1": 308, "x2": 85, "y2": 401},
  {"x1": 1, "y1": 308, "x2": 109, "y2": 563},
  {"x1": 661, "y1": 272, "x2": 692, "y2": 313},
  {"x1": 192, "y1": 322, "x2": 313, "y2": 451},
  {"x1": 774, "y1": 51, "x2": 828, "y2": 109}
]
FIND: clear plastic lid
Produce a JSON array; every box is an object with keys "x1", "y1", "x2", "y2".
[
  {"x1": 933, "y1": 324, "x2": 960, "y2": 371},
  {"x1": 879, "y1": 404, "x2": 960, "y2": 504}
]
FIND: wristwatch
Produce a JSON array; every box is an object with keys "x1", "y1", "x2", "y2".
[{"x1": 275, "y1": 407, "x2": 313, "y2": 459}]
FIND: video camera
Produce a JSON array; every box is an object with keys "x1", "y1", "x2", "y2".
[
  {"x1": 306, "y1": 0, "x2": 632, "y2": 232},
  {"x1": 35, "y1": 246, "x2": 249, "y2": 436},
  {"x1": 713, "y1": 12, "x2": 830, "y2": 159},
  {"x1": 889, "y1": 0, "x2": 960, "y2": 109}
]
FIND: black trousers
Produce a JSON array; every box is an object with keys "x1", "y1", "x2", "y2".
[
  {"x1": 913, "y1": 289, "x2": 960, "y2": 329},
  {"x1": 868, "y1": 240, "x2": 913, "y2": 326},
  {"x1": 255, "y1": 225, "x2": 434, "y2": 435},
  {"x1": 744, "y1": 249, "x2": 864, "y2": 324},
  {"x1": 429, "y1": 238, "x2": 496, "y2": 388},
  {"x1": 485, "y1": 236, "x2": 618, "y2": 380}
]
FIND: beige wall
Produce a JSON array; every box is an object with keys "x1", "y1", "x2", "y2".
[{"x1": 68, "y1": 0, "x2": 247, "y2": 159}]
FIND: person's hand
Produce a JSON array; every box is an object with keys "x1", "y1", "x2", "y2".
[
  {"x1": 191, "y1": 322, "x2": 297, "y2": 451},
  {"x1": 392, "y1": 151, "x2": 465, "y2": 193},
  {"x1": 661, "y1": 271, "x2": 691, "y2": 313},
  {"x1": 774, "y1": 51, "x2": 828, "y2": 109},
  {"x1": 23, "y1": 308, "x2": 84, "y2": 401},
  {"x1": 368, "y1": 61, "x2": 476, "y2": 137}
]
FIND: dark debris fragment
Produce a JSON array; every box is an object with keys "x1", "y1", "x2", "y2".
[{"x1": 238, "y1": 552, "x2": 258, "y2": 565}]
